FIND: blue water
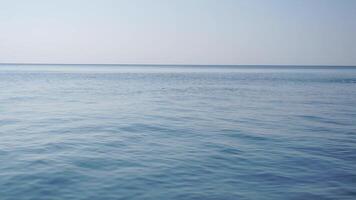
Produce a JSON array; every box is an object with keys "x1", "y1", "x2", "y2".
[{"x1": 1, "y1": 65, "x2": 356, "y2": 200}]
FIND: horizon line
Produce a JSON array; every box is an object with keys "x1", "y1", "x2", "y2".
[{"x1": 1, "y1": 63, "x2": 356, "y2": 68}]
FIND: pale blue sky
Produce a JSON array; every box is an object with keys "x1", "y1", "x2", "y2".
[{"x1": 1, "y1": 0, "x2": 356, "y2": 65}]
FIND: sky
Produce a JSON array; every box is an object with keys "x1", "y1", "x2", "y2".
[{"x1": 0, "y1": 0, "x2": 356, "y2": 65}]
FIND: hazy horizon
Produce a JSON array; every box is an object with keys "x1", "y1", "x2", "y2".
[
  {"x1": 1, "y1": 0, "x2": 356, "y2": 66},
  {"x1": 1, "y1": 63, "x2": 356, "y2": 67}
]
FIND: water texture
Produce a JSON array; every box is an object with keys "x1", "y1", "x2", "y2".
[{"x1": 0, "y1": 65, "x2": 356, "y2": 200}]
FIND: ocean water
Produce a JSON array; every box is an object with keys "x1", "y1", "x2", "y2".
[{"x1": 0, "y1": 65, "x2": 356, "y2": 200}]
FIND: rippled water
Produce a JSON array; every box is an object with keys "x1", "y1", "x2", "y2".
[{"x1": 1, "y1": 65, "x2": 356, "y2": 200}]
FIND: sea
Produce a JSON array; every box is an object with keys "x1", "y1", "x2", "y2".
[{"x1": 0, "y1": 64, "x2": 356, "y2": 200}]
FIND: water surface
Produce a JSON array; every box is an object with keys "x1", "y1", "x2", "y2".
[{"x1": 1, "y1": 65, "x2": 356, "y2": 199}]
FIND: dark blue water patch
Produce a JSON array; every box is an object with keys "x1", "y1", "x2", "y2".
[
  {"x1": 0, "y1": 119, "x2": 21, "y2": 126},
  {"x1": 221, "y1": 129, "x2": 276, "y2": 143}
]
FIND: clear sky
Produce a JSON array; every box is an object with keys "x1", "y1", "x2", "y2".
[{"x1": 1, "y1": 0, "x2": 356, "y2": 65}]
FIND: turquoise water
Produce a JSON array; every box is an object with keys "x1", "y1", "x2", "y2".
[{"x1": 1, "y1": 65, "x2": 356, "y2": 199}]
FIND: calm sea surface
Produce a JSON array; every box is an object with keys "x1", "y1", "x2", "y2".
[{"x1": 0, "y1": 65, "x2": 356, "y2": 200}]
